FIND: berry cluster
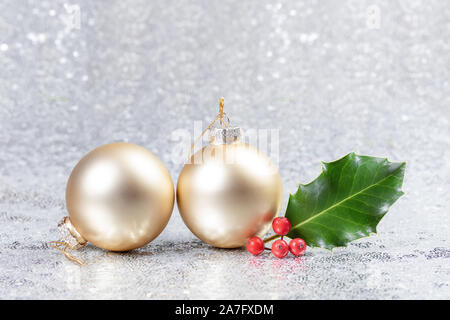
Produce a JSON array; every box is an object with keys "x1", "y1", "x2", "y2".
[{"x1": 246, "y1": 217, "x2": 306, "y2": 258}]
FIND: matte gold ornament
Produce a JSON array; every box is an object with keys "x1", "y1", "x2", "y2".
[
  {"x1": 58, "y1": 142, "x2": 174, "y2": 253},
  {"x1": 177, "y1": 99, "x2": 283, "y2": 248}
]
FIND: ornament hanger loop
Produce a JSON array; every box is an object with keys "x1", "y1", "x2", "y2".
[
  {"x1": 217, "y1": 97, "x2": 231, "y2": 128},
  {"x1": 49, "y1": 241, "x2": 84, "y2": 266},
  {"x1": 188, "y1": 97, "x2": 231, "y2": 160}
]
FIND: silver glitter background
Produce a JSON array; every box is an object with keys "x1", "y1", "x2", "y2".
[{"x1": 0, "y1": 0, "x2": 449, "y2": 299}]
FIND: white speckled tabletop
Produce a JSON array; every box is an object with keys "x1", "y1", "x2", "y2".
[{"x1": 0, "y1": 0, "x2": 449, "y2": 299}]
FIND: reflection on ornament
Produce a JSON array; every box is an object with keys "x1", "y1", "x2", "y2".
[
  {"x1": 177, "y1": 98, "x2": 283, "y2": 248},
  {"x1": 58, "y1": 142, "x2": 174, "y2": 253}
]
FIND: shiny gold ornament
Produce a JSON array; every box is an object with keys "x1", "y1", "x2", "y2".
[
  {"x1": 177, "y1": 99, "x2": 283, "y2": 248},
  {"x1": 63, "y1": 142, "x2": 174, "y2": 252}
]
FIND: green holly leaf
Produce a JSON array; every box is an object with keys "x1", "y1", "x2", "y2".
[{"x1": 285, "y1": 153, "x2": 406, "y2": 249}]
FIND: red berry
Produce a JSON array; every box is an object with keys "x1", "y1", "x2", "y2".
[
  {"x1": 289, "y1": 238, "x2": 306, "y2": 256},
  {"x1": 272, "y1": 217, "x2": 291, "y2": 236},
  {"x1": 246, "y1": 237, "x2": 264, "y2": 255},
  {"x1": 272, "y1": 239, "x2": 289, "y2": 258}
]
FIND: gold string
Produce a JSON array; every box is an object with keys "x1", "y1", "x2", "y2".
[
  {"x1": 49, "y1": 240, "x2": 84, "y2": 266},
  {"x1": 218, "y1": 97, "x2": 225, "y2": 126},
  {"x1": 187, "y1": 97, "x2": 228, "y2": 160}
]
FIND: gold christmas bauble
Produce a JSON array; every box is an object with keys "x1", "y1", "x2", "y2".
[
  {"x1": 65, "y1": 142, "x2": 174, "y2": 251},
  {"x1": 177, "y1": 128, "x2": 283, "y2": 248}
]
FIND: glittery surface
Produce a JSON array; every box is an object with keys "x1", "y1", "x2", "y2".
[{"x1": 0, "y1": 0, "x2": 449, "y2": 299}]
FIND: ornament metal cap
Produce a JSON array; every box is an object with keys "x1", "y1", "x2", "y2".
[
  {"x1": 209, "y1": 127, "x2": 241, "y2": 145},
  {"x1": 57, "y1": 216, "x2": 87, "y2": 249}
]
